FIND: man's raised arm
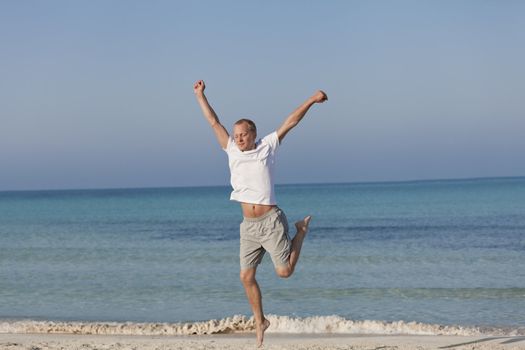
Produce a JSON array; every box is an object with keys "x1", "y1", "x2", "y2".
[
  {"x1": 277, "y1": 90, "x2": 328, "y2": 143},
  {"x1": 193, "y1": 80, "x2": 230, "y2": 149}
]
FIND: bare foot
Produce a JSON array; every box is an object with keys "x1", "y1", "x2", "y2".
[
  {"x1": 295, "y1": 215, "x2": 312, "y2": 235},
  {"x1": 256, "y1": 318, "x2": 270, "y2": 348}
]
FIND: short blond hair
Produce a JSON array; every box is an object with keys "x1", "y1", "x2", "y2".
[{"x1": 234, "y1": 118, "x2": 257, "y2": 134}]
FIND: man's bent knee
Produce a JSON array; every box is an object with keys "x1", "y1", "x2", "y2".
[{"x1": 275, "y1": 266, "x2": 293, "y2": 278}]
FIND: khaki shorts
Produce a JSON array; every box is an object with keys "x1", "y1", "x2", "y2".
[{"x1": 240, "y1": 207, "x2": 291, "y2": 270}]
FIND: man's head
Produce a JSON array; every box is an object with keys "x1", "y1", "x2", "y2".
[{"x1": 233, "y1": 118, "x2": 257, "y2": 152}]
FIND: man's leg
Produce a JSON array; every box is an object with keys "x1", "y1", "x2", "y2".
[
  {"x1": 240, "y1": 267, "x2": 270, "y2": 347},
  {"x1": 275, "y1": 215, "x2": 312, "y2": 278}
]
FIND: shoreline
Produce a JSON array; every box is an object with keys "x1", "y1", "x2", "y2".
[
  {"x1": 1, "y1": 332, "x2": 524, "y2": 350},
  {"x1": 1, "y1": 315, "x2": 524, "y2": 337}
]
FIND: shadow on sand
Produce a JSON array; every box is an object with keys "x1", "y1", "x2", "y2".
[{"x1": 440, "y1": 336, "x2": 525, "y2": 348}]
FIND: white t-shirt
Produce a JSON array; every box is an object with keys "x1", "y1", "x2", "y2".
[{"x1": 223, "y1": 131, "x2": 280, "y2": 205}]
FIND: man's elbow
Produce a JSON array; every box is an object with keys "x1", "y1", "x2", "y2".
[
  {"x1": 210, "y1": 120, "x2": 222, "y2": 128},
  {"x1": 286, "y1": 120, "x2": 298, "y2": 130}
]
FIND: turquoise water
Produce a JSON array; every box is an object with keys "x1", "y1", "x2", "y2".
[{"x1": 1, "y1": 177, "x2": 524, "y2": 327}]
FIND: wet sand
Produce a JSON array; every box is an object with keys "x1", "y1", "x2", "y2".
[{"x1": 1, "y1": 333, "x2": 524, "y2": 350}]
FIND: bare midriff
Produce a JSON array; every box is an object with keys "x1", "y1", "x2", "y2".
[{"x1": 241, "y1": 202, "x2": 276, "y2": 218}]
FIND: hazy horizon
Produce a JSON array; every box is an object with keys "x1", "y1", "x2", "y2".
[{"x1": 1, "y1": 175, "x2": 523, "y2": 193}]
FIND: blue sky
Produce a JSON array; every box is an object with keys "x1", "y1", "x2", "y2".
[{"x1": 1, "y1": 1, "x2": 524, "y2": 191}]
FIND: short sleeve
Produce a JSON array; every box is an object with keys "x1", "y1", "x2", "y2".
[
  {"x1": 223, "y1": 136, "x2": 235, "y2": 153},
  {"x1": 262, "y1": 131, "x2": 280, "y2": 152}
]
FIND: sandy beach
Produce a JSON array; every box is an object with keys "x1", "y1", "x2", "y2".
[
  {"x1": 1, "y1": 333, "x2": 525, "y2": 350},
  {"x1": 1, "y1": 316, "x2": 524, "y2": 349}
]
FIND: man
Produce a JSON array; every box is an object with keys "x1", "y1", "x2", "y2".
[{"x1": 193, "y1": 80, "x2": 327, "y2": 347}]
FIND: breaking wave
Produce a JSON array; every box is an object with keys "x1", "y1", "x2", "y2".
[{"x1": 1, "y1": 315, "x2": 523, "y2": 336}]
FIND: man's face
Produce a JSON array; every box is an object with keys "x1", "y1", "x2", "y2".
[{"x1": 233, "y1": 122, "x2": 256, "y2": 152}]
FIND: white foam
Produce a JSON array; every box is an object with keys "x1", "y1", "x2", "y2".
[{"x1": 0, "y1": 315, "x2": 522, "y2": 336}]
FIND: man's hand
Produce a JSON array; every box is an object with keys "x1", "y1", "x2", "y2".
[
  {"x1": 193, "y1": 80, "x2": 206, "y2": 95},
  {"x1": 311, "y1": 90, "x2": 328, "y2": 103}
]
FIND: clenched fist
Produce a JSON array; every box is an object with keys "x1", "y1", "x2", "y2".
[
  {"x1": 193, "y1": 80, "x2": 206, "y2": 95},
  {"x1": 311, "y1": 90, "x2": 328, "y2": 103}
]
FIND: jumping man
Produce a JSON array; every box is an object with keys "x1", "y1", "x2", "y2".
[{"x1": 193, "y1": 80, "x2": 328, "y2": 347}]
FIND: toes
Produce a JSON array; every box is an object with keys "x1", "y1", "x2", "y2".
[
  {"x1": 304, "y1": 215, "x2": 312, "y2": 225},
  {"x1": 302, "y1": 216, "x2": 312, "y2": 229}
]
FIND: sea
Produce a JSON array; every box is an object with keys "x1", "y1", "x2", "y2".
[{"x1": 1, "y1": 177, "x2": 524, "y2": 335}]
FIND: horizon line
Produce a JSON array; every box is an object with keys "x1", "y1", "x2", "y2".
[{"x1": 1, "y1": 175, "x2": 524, "y2": 194}]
